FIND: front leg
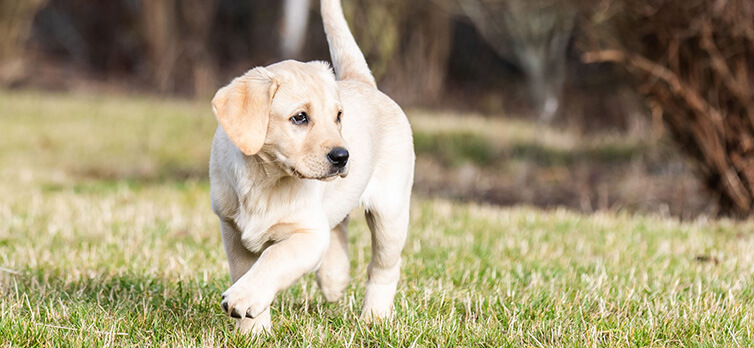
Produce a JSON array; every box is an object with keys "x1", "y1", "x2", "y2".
[
  {"x1": 221, "y1": 223, "x2": 329, "y2": 321},
  {"x1": 218, "y1": 219, "x2": 270, "y2": 334}
]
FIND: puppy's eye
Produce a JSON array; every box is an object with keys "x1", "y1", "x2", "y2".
[
  {"x1": 336, "y1": 111, "x2": 342, "y2": 123},
  {"x1": 290, "y1": 112, "x2": 308, "y2": 125}
]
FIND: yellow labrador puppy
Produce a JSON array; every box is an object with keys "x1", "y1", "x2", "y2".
[{"x1": 209, "y1": 0, "x2": 414, "y2": 334}]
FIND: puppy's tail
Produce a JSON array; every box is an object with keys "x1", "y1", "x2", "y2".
[{"x1": 321, "y1": 0, "x2": 376, "y2": 88}]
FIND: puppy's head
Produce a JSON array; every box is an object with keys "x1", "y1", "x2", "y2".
[{"x1": 212, "y1": 60, "x2": 349, "y2": 180}]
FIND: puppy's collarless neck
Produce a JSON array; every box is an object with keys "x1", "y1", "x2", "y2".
[{"x1": 242, "y1": 153, "x2": 304, "y2": 189}]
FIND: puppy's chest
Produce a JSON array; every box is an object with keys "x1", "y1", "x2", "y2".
[
  {"x1": 233, "y1": 210, "x2": 278, "y2": 253},
  {"x1": 232, "y1": 186, "x2": 325, "y2": 253}
]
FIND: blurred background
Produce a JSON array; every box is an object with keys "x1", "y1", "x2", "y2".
[{"x1": 2, "y1": 0, "x2": 754, "y2": 219}]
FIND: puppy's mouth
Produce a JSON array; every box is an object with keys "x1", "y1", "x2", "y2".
[
  {"x1": 284, "y1": 166, "x2": 347, "y2": 181},
  {"x1": 309, "y1": 169, "x2": 348, "y2": 181},
  {"x1": 321, "y1": 168, "x2": 348, "y2": 181},
  {"x1": 287, "y1": 167, "x2": 308, "y2": 179}
]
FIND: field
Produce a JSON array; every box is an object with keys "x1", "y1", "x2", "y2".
[{"x1": 1, "y1": 90, "x2": 753, "y2": 346}]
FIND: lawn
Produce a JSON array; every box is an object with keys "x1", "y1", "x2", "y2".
[{"x1": 1, "y1": 90, "x2": 752, "y2": 346}]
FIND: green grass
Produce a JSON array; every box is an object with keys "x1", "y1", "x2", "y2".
[
  {"x1": 410, "y1": 110, "x2": 647, "y2": 169},
  {"x1": 1, "y1": 90, "x2": 753, "y2": 346},
  {"x1": 414, "y1": 131, "x2": 498, "y2": 167}
]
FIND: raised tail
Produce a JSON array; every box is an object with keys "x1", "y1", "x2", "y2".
[{"x1": 321, "y1": 0, "x2": 376, "y2": 88}]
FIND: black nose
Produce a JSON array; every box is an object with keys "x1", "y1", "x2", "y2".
[{"x1": 327, "y1": 147, "x2": 349, "y2": 168}]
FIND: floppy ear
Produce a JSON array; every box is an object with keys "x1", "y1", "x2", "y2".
[{"x1": 211, "y1": 67, "x2": 279, "y2": 156}]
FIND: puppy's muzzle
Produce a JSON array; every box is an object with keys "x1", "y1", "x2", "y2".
[{"x1": 327, "y1": 147, "x2": 349, "y2": 169}]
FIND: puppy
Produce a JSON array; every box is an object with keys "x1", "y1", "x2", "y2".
[{"x1": 209, "y1": 0, "x2": 415, "y2": 334}]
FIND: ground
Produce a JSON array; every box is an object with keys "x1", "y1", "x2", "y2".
[{"x1": 0, "y1": 90, "x2": 752, "y2": 346}]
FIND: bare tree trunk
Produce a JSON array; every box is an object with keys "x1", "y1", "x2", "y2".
[
  {"x1": 386, "y1": 3, "x2": 451, "y2": 103},
  {"x1": 459, "y1": 0, "x2": 576, "y2": 122},
  {"x1": 141, "y1": 0, "x2": 178, "y2": 93},
  {"x1": 140, "y1": 0, "x2": 218, "y2": 97},
  {"x1": 280, "y1": 0, "x2": 311, "y2": 59},
  {"x1": 0, "y1": 0, "x2": 48, "y2": 85},
  {"x1": 181, "y1": 0, "x2": 219, "y2": 98}
]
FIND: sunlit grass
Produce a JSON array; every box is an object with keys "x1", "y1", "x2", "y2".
[{"x1": 1, "y1": 90, "x2": 753, "y2": 345}]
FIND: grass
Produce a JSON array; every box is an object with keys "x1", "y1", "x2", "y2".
[
  {"x1": 1, "y1": 89, "x2": 753, "y2": 346},
  {"x1": 408, "y1": 109, "x2": 648, "y2": 168},
  {"x1": 409, "y1": 110, "x2": 706, "y2": 217},
  {"x1": 413, "y1": 131, "x2": 498, "y2": 167}
]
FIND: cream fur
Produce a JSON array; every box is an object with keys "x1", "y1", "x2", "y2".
[{"x1": 209, "y1": 0, "x2": 414, "y2": 334}]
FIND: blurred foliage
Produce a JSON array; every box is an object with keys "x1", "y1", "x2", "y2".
[
  {"x1": 1, "y1": 0, "x2": 603, "y2": 114},
  {"x1": 1, "y1": 0, "x2": 634, "y2": 133},
  {"x1": 344, "y1": 0, "x2": 452, "y2": 103},
  {"x1": 341, "y1": 0, "x2": 405, "y2": 81}
]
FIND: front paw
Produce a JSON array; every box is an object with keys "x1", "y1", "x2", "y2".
[
  {"x1": 360, "y1": 305, "x2": 393, "y2": 324},
  {"x1": 220, "y1": 281, "x2": 275, "y2": 319},
  {"x1": 360, "y1": 282, "x2": 397, "y2": 323}
]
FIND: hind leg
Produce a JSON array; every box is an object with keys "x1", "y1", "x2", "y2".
[
  {"x1": 361, "y1": 201, "x2": 409, "y2": 322},
  {"x1": 316, "y1": 215, "x2": 351, "y2": 302}
]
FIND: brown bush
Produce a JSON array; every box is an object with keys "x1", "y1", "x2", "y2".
[{"x1": 583, "y1": 0, "x2": 754, "y2": 216}]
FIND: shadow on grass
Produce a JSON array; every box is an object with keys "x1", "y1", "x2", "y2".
[
  {"x1": 3, "y1": 267, "x2": 353, "y2": 344},
  {"x1": 8, "y1": 267, "x2": 225, "y2": 321},
  {"x1": 71, "y1": 162, "x2": 209, "y2": 183},
  {"x1": 3, "y1": 268, "x2": 270, "y2": 344},
  {"x1": 413, "y1": 130, "x2": 644, "y2": 168},
  {"x1": 41, "y1": 178, "x2": 208, "y2": 196},
  {"x1": 510, "y1": 142, "x2": 644, "y2": 167}
]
